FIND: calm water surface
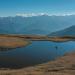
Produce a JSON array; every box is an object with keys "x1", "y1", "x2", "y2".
[{"x1": 0, "y1": 41, "x2": 75, "y2": 68}]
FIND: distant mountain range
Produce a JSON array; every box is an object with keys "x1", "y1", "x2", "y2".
[
  {"x1": 0, "y1": 15, "x2": 75, "y2": 35},
  {"x1": 49, "y1": 25, "x2": 75, "y2": 36}
]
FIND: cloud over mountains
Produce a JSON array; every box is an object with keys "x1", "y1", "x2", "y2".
[
  {"x1": 16, "y1": 12, "x2": 75, "y2": 17},
  {"x1": 16, "y1": 13, "x2": 48, "y2": 17}
]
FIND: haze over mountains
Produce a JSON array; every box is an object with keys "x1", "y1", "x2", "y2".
[
  {"x1": 0, "y1": 15, "x2": 75, "y2": 35},
  {"x1": 49, "y1": 25, "x2": 75, "y2": 36}
]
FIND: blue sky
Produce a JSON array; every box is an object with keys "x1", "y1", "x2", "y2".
[{"x1": 0, "y1": 0, "x2": 75, "y2": 16}]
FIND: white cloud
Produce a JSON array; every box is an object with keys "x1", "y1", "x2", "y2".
[
  {"x1": 16, "y1": 13, "x2": 50, "y2": 17},
  {"x1": 16, "y1": 12, "x2": 75, "y2": 17}
]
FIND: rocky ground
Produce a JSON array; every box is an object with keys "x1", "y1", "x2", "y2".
[{"x1": 0, "y1": 52, "x2": 75, "y2": 75}]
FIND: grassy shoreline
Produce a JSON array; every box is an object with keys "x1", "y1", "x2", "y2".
[
  {"x1": 0, "y1": 34, "x2": 74, "y2": 48},
  {"x1": 0, "y1": 34, "x2": 74, "y2": 74},
  {"x1": 0, "y1": 34, "x2": 75, "y2": 41},
  {"x1": 0, "y1": 35, "x2": 30, "y2": 49},
  {"x1": 0, "y1": 52, "x2": 74, "y2": 75}
]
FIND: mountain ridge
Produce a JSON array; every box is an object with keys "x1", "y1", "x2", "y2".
[
  {"x1": 49, "y1": 25, "x2": 75, "y2": 36},
  {"x1": 0, "y1": 15, "x2": 75, "y2": 35}
]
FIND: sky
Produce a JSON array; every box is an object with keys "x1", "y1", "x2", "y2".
[{"x1": 0, "y1": 0, "x2": 75, "y2": 17}]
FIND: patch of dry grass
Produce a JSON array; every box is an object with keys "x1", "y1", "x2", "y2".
[
  {"x1": 0, "y1": 36, "x2": 30, "y2": 48},
  {"x1": 0, "y1": 52, "x2": 75, "y2": 75}
]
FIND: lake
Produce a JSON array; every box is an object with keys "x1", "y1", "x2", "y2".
[{"x1": 0, "y1": 41, "x2": 75, "y2": 69}]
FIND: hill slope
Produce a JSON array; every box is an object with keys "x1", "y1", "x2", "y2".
[{"x1": 49, "y1": 25, "x2": 75, "y2": 36}]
